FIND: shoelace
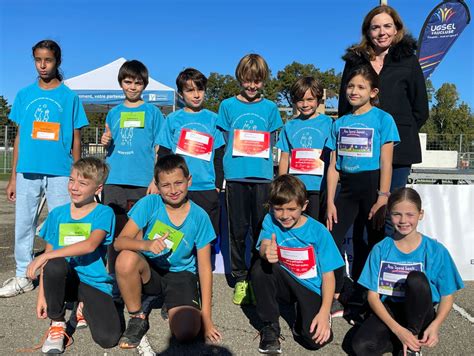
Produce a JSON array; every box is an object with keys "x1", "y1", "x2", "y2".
[
  {"x1": 17, "y1": 324, "x2": 73, "y2": 353},
  {"x1": 253, "y1": 328, "x2": 286, "y2": 341}
]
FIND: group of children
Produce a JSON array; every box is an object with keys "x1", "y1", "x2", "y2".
[{"x1": 0, "y1": 39, "x2": 464, "y2": 356}]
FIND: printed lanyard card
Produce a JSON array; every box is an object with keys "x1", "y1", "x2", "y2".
[
  {"x1": 120, "y1": 112, "x2": 145, "y2": 128},
  {"x1": 338, "y1": 127, "x2": 374, "y2": 157},
  {"x1": 175, "y1": 128, "x2": 214, "y2": 161},
  {"x1": 277, "y1": 244, "x2": 317, "y2": 279},
  {"x1": 289, "y1": 148, "x2": 324, "y2": 175},
  {"x1": 32, "y1": 121, "x2": 60, "y2": 141},
  {"x1": 147, "y1": 220, "x2": 185, "y2": 252},
  {"x1": 377, "y1": 261, "x2": 423, "y2": 297},
  {"x1": 59, "y1": 223, "x2": 92, "y2": 246},
  {"x1": 232, "y1": 129, "x2": 270, "y2": 158}
]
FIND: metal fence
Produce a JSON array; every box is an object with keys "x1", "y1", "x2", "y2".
[{"x1": 1, "y1": 125, "x2": 473, "y2": 173}]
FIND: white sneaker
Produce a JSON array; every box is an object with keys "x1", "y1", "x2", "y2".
[
  {"x1": 0, "y1": 276, "x2": 34, "y2": 297},
  {"x1": 42, "y1": 321, "x2": 67, "y2": 354},
  {"x1": 137, "y1": 335, "x2": 156, "y2": 356}
]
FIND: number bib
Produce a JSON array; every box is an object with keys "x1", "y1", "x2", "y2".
[
  {"x1": 232, "y1": 129, "x2": 270, "y2": 158},
  {"x1": 277, "y1": 245, "x2": 317, "y2": 279},
  {"x1": 338, "y1": 127, "x2": 374, "y2": 157},
  {"x1": 120, "y1": 112, "x2": 145, "y2": 128},
  {"x1": 175, "y1": 129, "x2": 214, "y2": 161},
  {"x1": 289, "y1": 148, "x2": 324, "y2": 175},
  {"x1": 147, "y1": 220, "x2": 185, "y2": 252},
  {"x1": 59, "y1": 223, "x2": 91, "y2": 246},
  {"x1": 377, "y1": 261, "x2": 423, "y2": 297},
  {"x1": 32, "y1": 121, "x2": 60, "y2": 141}
]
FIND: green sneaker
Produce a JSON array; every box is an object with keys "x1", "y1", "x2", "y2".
[{"x1": 233, "y1": 281, "x2": 249, "y2": 305}]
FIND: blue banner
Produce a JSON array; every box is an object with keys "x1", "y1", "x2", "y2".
[{"x1": 417, "y1": 0, "x2": 470, "y2": 79}]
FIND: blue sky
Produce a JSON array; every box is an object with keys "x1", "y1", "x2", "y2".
[{"x1": 1, "y1": 0, "x2": 472, "y2": 109}]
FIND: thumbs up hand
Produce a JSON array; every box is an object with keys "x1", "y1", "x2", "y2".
[
  {"x1": 265, "y1": 233, "x2": 279, "y2": 264},
  {"x1": 101, "y1": 123, "x2": 112, "y2": 146}
]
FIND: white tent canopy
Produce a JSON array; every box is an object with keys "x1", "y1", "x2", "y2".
[{"x1": 64, "y1": 58, "x2": 175, "y2": 110}]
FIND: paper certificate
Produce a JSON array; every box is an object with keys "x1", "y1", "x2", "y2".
[
  {"x1": 120, "y1": 112, "x2": 145, "y2": 128},
  {"x1": 289, "y1": 148, "x2": 324, "y2": 175},
  {"x1": 377, "y1": 261, "x2": 423, "y2": 297},
  {"x1": 146, "y1": 220, "x2": 184, "y2": 252},
  {"x1": 32, "y1": 121, "x2": 60, "y2": 141},
  {"x1": 277, "y1": 245, "x2": 317, "y2": 279},
  {"x1": 338, "y1": 127, "x2": 374, "y2": 157},
  {"x1": 232, "y1": 129, "x2": 270, "y2": 158},
  {"x1": 59, "y1": 223, "x2": 92, "y2": 246},
  {"x1": 175, "y1": 129, "x2": 214, "y2": 161}
]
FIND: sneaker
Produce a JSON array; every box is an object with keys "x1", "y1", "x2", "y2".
[
  {"x1": 137, "y1": 334, "x2": 156, "y2": 356},
  {"x1": 0, "y1": 276, "x2": 34, "y2": 298},
  {"x1": 233, "y1": 280, "x2": 249, "y2": 305},
  {"x1": 76, "y1": 302, "x2": 88, "y2": 329},
  {"x1": 330, "y1": 299, "x2": 344, "y2": 318},
  {"x1": 398, "y1": 350, "x2": 422, "y2": 356},
  {"x1": 258, "y1": 322, "x2": 282, "y2": 354},
  {"x1": 119, "y1": 314, "x2": 150, "y2": 349},
  {"x1": 41, "y1": 321, "x2": 67, "y2": 354}
]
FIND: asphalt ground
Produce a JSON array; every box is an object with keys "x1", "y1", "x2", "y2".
[{"x1": 0, "y1": 181, "x2": 473, "y2": 355}]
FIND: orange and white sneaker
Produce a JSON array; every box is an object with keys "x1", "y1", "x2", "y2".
[
  {"x1": 76, "y1": 302, "x2": 88, "y2": 329},
  {"x1": 41, "y1": 321, "x2": 67, "y2": 354}
]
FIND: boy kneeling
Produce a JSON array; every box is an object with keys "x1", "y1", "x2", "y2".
[
  {"x1": 114, "y1": 154, "x2": 221, "y2": 348},
  {"x1": 252, "y1": 175, "x2": 344, "y2": 354}
]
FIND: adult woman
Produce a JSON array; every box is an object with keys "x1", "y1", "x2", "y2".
[{"x1": 338, "y1": 5, "x2": 429, "y2": 191}]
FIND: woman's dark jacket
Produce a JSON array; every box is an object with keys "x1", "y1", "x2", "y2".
[{"x1": 338, "y1": 35, "x2": 429, "y2": 165}]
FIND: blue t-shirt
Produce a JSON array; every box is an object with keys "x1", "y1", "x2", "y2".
[
  {"x1": 9, "y1": 82, "x2": 89, "y2": 176},
  {"x1": 157, "y1": 109, "x2": 225, "y2": 191},
  {"x1": 326, "y1": 107, "x2": 399, "y2": 173},
  {"x1": 276, "y1": 114, "x2": 332, "y2": 191},
  {"x1": 257, "y1": 213, "x2": 344, "y2": 296},
  {"x1": 105, "y1": 103, "x2": 164, "y2": 187},
  {"x1": 39, "y1": 203, "x2": 116, "y2": 296},
  {"x1": 358, "y1": 235, "x2": 464, "y2": 303},
  {"x1": 217, "y1": 97, "x2": 283, "y2": 180},
  {"x1": 128, "y1": 194, "x2": 215, "y2": 273}
]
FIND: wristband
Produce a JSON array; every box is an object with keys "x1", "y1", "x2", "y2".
[{"x1": 377, "y1": 190, "x2": 391, "y2": 197}]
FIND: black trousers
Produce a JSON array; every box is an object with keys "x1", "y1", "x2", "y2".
[
  {"x1": 226, "y1": 181, "x2": 269, "y2": 281},
  {"x1": 330, "y1": 170, "x2": 384, "y2": 292},
  {"x1": 188, "y1": 189, "x2": 220, "y2": 235},
  {"x1": 43, "y1": 258, "x2": 122, "y2": 349},
  {"x1": 352, "y1": 271, "x2": 435, "y2": 355},
  {"x1": 251, "y1": 258, "x2": 333, "y2": 350}
]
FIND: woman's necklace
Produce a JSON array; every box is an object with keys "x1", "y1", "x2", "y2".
[{"x1": 371, "y1": 57, "x2": 384, "y2": 74}]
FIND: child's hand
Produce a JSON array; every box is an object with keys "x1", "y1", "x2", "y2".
[
  {"x1": 27, "y1": 254, "x2": 48, "y2": 280},
  {"x1": 100, "y1": 123, "x2": 112, "y2": 146},
  {"x1": 265, "y1": 234, "x2": 279, "y2": 263},
  {"x1": 146, "y1": 232, "x2": 169, "y2": 254},
  {"x1": 326, "y1": 203, "x2": 338, "y2": 231},
  {"x1": 309, "y1": 311, "x2": 331, "y2": 345},
  {"x1": 36, "y1": 294, "x2": 48, "y2": 319},
  {"x1": 394, "y1": 326, "x2": 421, "y2": 354},
  {"x1": 368, "y1": 197, "x2": 387, "y2": 229},
  {"x1": 146, "y1": 180, "x2": 158, "y2": 195},
  {"x1": 5, "y1": 178, "x2": 16, "y2": 202},
  {"x1": 202, "y1": 317, "x2": 222, "y2": 344},
  {"x1": 420, "y1": 322, "x2": 440, "y2": 348}
]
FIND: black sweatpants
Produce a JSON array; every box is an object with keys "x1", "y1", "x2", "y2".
[
  {"x1": 306, "y1": 190, "x2": 324, "y2": 222},
  {"x1": 251, "y1": 258, "x2": 333, "y2": 350},
  {"x1": 43, "y1": 258, "x2": 123, "y2": 349},
  {"x1": 226, "y1": 181, "x2": 270, "y2": 282},
  {"x1": 330, "y1": 170, "x2": 384, "y2": 292},
  {"x1": 188, "y1": 189, "x2": 220, "y2": 235},
  {"x1": 352, "y1": 271, "x2": 435, "y2": 355}
]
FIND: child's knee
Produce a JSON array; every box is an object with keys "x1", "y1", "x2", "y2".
[
  {"x1": 169, "y1": 307, "x2": 201, "y2": 343},
  {"x1": 115, "y1": 250, "x2": 139, "y2": 275},
  {"x1": 406, "y1": 270, "x2": 429, "y2": 291},
  {"x1": 43, "y1": 257, "x2": 67, "y2": 277},
  {"x1": 91, "y1": 330, "x2": 121, "y2": 349}
]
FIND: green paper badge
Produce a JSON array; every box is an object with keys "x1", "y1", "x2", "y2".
[
  {"x1": 59, "y1": 223, "x2": 92, "y2": 246},
  {"x1": 146, "y1": 220, "x2": 184, "y2": 252},
  {"x1": 120, "y1": 111, "x2": 145, "y2": 128}
]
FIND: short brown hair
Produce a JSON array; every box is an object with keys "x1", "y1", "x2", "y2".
[
  {"x1": 154, "y1": 154, "x2": 190, "y2": 183},
  {"x1": 290, "y1": 76, "x2": 324, "y2": 104},
  {"x1": 176, "y1": 68, "x2": 207, "y2": 94},
  {"x1": 268, "y1": 175, "x2": 307, "y2": 208},
  {"x1": 235, "y1": 54, "x2": 269, "y2": 83},
  {"x1": 118, "y1": 60, "x2": 149, "y2": 88},
  {"x1": 72, "y1": 157, "x2": 109, "y2": 185}
]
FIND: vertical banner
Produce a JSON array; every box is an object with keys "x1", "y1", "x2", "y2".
[{"x1": 417, "y1": 0, "x2": 470, "y2": 79}]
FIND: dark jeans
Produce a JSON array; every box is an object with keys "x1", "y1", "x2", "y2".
[{"x1": 352, "y1": 271, "x2": 435, "y2": 355}]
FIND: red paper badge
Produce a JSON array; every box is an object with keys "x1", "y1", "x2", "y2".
[
  {"x1": 232, "y1": 129, "x2": 270, "y2": 158},
  {"x1": 277, "y1": 245, "x2": 317, "y2": 279},
  {"x1": 175, "y1": 128, "x2": 213, "y2": 161},
  {"x1": 289, "y1": 148, "x2": 324, "y2": 175}
]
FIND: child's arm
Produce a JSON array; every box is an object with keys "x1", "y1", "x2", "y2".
[
  {"x1": 420, "y1": 294, "x2": 454, "y2": 348},
  {"x1": 214, "y1": 146, "x2": 225, "y2": 192},
  {"x1": 259, "y1": 234, "x2": 278, "y2": 263},
  {"x1": 6, "y1": 131, "x2": 19, "y2": 202},
  {"x1": 367, "y1": 290, "x2": 421, "y2": 352},
  {"x1": 72, "y1": 129, "x2": 82, "y2": 162},
  {"x1": 309, "y1": 270, "x2": 334, "y2": 345},
  {"x1": 27, "y1": 229, "x2": 108, "y2": 280},
  {"x1": 368, "y1": 142, "x2": 393, "y2": 223},
  {"x1": 36, "y1": 243, "x2": 53, "y2": 319},
  {"x1": 326, "y1": 151, "x2": 339, "y2": 231},
  {"x1": 197, "y1": 244, "x2": 222, "y2": 343},
  {"x1": 100, "y1": 123, "x2": 112, "y2": 147},
  {"x1": 278, "y1": 152, "x2": 289, "y2": 176},
  {"x1": 114, "y1": 218, "x2": 168, "y2": 254}
]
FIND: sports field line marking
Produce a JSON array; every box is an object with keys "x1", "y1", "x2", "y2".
[{"x1": 453, "y1": 303, "x2": 474, "y2": 323}]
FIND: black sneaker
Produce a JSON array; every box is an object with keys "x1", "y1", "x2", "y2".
[
  {"x1": 398, "y1": 350, "x2": 422, "y2": 356},
  {"x1": 119, "y1": 315, "x2": 150, "y2": 349},
  {"x1": 258, "y1": 322, "x2": 282, "y2": 354}
]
